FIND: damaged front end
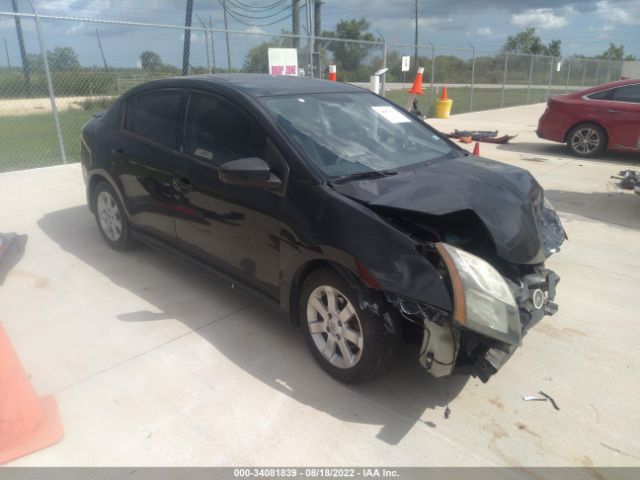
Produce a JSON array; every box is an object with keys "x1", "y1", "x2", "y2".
[{"x1": 385, "y1": 245, "x2": 561, "y2": 382}]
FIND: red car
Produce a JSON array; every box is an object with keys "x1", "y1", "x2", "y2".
[{"x1": 537, "y1": 79, "x2": 640, "y2": 157}]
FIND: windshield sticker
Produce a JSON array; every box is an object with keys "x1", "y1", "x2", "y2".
[{"x1": 371, "y1": 106, "x2": 411, "y2": 124}]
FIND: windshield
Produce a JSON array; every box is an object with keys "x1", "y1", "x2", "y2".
[{"x1": 260, "y1": 92, "x2": 455, "y2": 178}]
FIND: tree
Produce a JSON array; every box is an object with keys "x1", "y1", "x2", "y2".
[
  {"x1": 502, "y1": 28, "x2": 561, "y2": 57},
  {"x1": 545, "y1": 40, "x2": 562, "y2": 58},
  {"x1": 47, "y1": 46, "x2": 80, "y2": 70},
  {"x1": 597, "y1": 42, "x2": 636, "y2": 61},
  {"x1": 140, "y1": 50, "x2": 162, "y2": 70},
  {"x1": 322, "y1": 18, "x2": 376, "y2": 71}
]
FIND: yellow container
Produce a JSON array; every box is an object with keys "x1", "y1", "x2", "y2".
[{"x1": 435, "y1": 98, "x2": 453, "y2": 118}]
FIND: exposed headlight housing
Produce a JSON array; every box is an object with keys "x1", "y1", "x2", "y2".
[{"x1": 436, "y1": 243, "x2": 521, "y2": 345}]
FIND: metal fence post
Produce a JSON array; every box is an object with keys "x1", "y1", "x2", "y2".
[
  {"x1": 526, "y1": 54, "x2": 534, "y2": 104},
  {"x1": 594, "y1": 60, "x2": 601, "y2": 86},
  {"x1": 204, "y1": 26, "x2": 211, "y2": 73},
  {"x1": 468, "y1": 42, "x2": 475, "y2": 112},
  {"x1": 565, "y1": 58, "x2": 572, "y2": 93},
  {"x1": 581, "y1": 58, "x2": 587, "y2": 87},
  {"x1": 30, "y1": 2, "x2": 67, "y2": 165},
  {"x1": 548, "y1": 56, "x2": 553, "y2": 97},
  {"x1": 500, "y1": 53, "x2": 508, "y2": 108},
  {"x1": 606, "y1": 54, "x2": 612, "y2": 83},
  {"x1": 429, "y1": 43, "x2": 435, "y2": 116},
  {"x1": 381, "y1": 38, "x2": 387, "y2": 98}
]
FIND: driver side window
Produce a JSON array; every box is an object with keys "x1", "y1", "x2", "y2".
[{"x1": 185, "y1": 92, "x2": 266, "y2": 166}]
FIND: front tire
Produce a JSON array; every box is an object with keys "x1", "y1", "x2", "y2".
[
  {"x1": 93, "y1": 181, "x2": 134, "y2": 250},
  {"x1": 567, "y1": 123, "x2": 607, "y2": 157},
  {"x1": 300, "y1": 268, "x2": 399, "y2": 384}
]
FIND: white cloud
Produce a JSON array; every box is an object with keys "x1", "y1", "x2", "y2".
[
  {"x1": 596, "y1": 0, "x2": 640, "y2": 25},
  {"x1": 476, "y1": 27, "x2": 494, "y2": 36},
  {"x1": 510, "y1": 8, "x2": 569, "y2": 29}
]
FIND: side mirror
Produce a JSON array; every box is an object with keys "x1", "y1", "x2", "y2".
[{"x1": 218, "y1": 157, "x2": 281, "y2": 189}]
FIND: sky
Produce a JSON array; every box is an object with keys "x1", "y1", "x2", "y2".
[{"x1": 0, "y1": 0, "x2": 638, "y2": 69}]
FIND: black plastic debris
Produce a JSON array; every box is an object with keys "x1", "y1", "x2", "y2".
[
  {"x1": 0, "y1": 233, "x2": 27, "y2": 286},
  {"x1": 611, "y1": 170, "x2": 640, "y2": 193}
]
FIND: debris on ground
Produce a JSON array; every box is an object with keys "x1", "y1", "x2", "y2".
[
  {"x1": 611, "y1": 170, "x2": 640, "y2": 194},
  {"x1": 522, "y1": 391, "x2": 560, "y2": 411},
  {"x1": 0, "y1": 233, "x2": 27, "y2": 286},
  {"x1": 444, "y1": 129, "x2": 518, "y2": 144},
  {"x1": 444, "y1": 406, "x2": 451, "y2": 419}
]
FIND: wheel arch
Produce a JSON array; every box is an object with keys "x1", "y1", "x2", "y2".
[
  {"x1": 86, "y1": 170, "x2": 128, "y2": 217},
  {"x1": 288, "y1": 259, "x2": 369, "y2": 326},
  {"x1": 563, "y1": 120, "x2": 610, "y2": 147}
]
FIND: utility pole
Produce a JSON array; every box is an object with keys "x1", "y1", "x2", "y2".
[
  {"x1": 182, "y1": 0, "x2": 193, "y2": 76},
  {"x1": 95, "y1": 28, "x2": 108, "y2": 71},
  {"x1": 209, "y1": 15, "x2": 216, "y2": 71},
  {"x1": 414, "y1": 0, "x2": 419, "y2": 68},
  {"x1": 11, "y1": 0, "x2": 31, "y2": 96},
  {"x1": 314, "y1": 0, "x2": 321, "y2": 77},
  {"x1": 195, "y1": 14, "x2": 211, "y2": 73},
  {"x1": 292, "y1": 0, "x2": 300, "y2": 49},
  {"x1": 4, "y1": 39, "x2": 11, "y2": 69},
  {"x1": 223, "y1": 0, "x2": 231, "y2": 72},
  {"x1": 306, "y1": 0, "x2": 313, "y2": 77}
]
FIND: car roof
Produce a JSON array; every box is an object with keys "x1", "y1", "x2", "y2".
[
  {"x1": 135, "y1": 73, "x2": 366, "y2": 97},
  {"x1": 574, "y1": 78, "x2": 640, "y2": 96}
]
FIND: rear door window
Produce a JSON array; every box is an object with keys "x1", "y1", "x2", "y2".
[
  {"x1": 587, "y1": 89, "x2": 615, "y2": 101},
  {"x1": 612, "y1": 84, "x2": 640, "y2": 103},
  {"x1": 184, "y1": 92, "x2": 266, "y2": 167},
  {"x1": 124, "y1": 90, "x2": 183, "y2": 149}
]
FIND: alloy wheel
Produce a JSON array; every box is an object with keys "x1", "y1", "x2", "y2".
[
  {"x1": 97, "y1": 190, "x2": 123, "y2": 242},
  {"x1": 306, "y1": 285, "x2": 364, "y2": 369},
  {"x1": 571, "y1": 127, "x2": 600, "y2": 155}
]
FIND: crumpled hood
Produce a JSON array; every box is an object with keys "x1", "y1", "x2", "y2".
[{"x1": 332, "y1": 155, "x2": 566, "y2": 265}]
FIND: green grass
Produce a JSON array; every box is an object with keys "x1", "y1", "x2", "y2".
[
  {"x1": 385, "y1": 86, "x2": 566, "y2": 117},
  {"x1": 0, "y1": 109, "x2": 95, "y2": 173}
]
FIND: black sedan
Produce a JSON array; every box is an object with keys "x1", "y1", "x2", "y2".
[{"x1": 81, "y1": 74, "x2": 565, "y2": 384}]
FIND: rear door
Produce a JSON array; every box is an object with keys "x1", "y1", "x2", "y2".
[
  {"x1": 594, "y1": 84, "x2": 640, "y2": 150},
  {"x1": 172, "y1": 91, "x2": 288, "y2": 299},
  {"x1": 112, "y1": 89, "x2": 186, "y2": 244}
]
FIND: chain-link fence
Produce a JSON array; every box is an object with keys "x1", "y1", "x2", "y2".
[{"x1": 0, "y1": 5, "x2": 626, "y2": 172}]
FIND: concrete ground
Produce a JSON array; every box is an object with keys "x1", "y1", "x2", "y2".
[{"x1": 2, "y1": 103, "x2": 640, "y2": 467}]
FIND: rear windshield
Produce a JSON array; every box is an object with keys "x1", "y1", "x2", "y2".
[{"x1": 260, "y1": 92, "x2": 455, "y2": 178}]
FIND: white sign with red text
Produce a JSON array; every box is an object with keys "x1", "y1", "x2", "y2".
[{"x1": 268, "y1": 48, "x2": 299, "y2": 76}]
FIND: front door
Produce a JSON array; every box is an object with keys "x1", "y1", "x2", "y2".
[{"x1": 173, "y1": 91, "x2": 287, "y2": 299}]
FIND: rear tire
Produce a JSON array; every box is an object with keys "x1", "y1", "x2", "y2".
[
  {"x1": 300, "y1": 268, "x2": 399, "y2": 384},
  {"x1": 567, "y1": 123, "x2": 607, "y2": 157},
  {"x1": 93, "y1": 181, "x2": 134, "y2": 251}
]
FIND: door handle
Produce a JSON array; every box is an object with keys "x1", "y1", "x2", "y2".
[
  {"x1": 605, "y1": 109, "x2": 621, "y2": 114},
  {"x1": 172, "y1": 177, "x2": 194, "y2": 193},
  {"x1": 111, "y1": 148, "x2": 125, "y2": 158}
]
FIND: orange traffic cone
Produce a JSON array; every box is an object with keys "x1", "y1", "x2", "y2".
[
  {"x1": 472, "y1": 142, "x2": 480, "y2": 156},
  {"x1": 328, "y1": 65, "x2": 337, "y2": 82},
  {"x1": 408, "y1": 67, "x2": 424, "y2": 95},
  {"x1": 440, "y1": 85, "x2": 448, "y2": 100},
  {"x1": 0, "y1": 324, "x2": 63, "y2": 464}
]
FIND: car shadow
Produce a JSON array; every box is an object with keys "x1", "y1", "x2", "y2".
[
  {"x1": 546, "y1": 189, "x2": 640, "y2": 230},
  {"x1": 497, "y1": 141, "x2": 640, "y2": 165},
  {"x1": 37, "y1": 205, "x2": 470, "y2": 445}
]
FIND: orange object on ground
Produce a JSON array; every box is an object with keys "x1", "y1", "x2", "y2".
[
  {"x1": 408, "y1": 67, "x2": 424, "y2": 95},
  {"x1": 0, "y1": 324, "x2": 63, "y2": 464},
  {"x1": 440, "y1": 85, "x2": 448, "y2": 100},
  {"x1": 473, "y1": 142, "x2": 480, "y2": 156},
  {"x1": 328, "y1": 65, "x2": 337, "y2": 82}
]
